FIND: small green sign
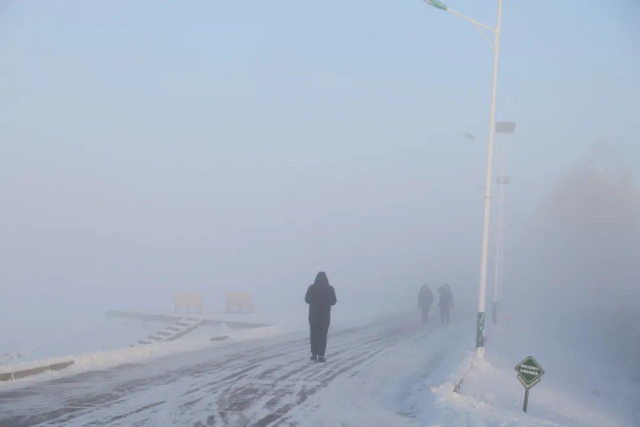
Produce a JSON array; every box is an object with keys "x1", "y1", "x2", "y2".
[
  {"x1": 517, "y1": 375, "x2": 540, "y2": 390},
  {"x1": 515, "y1": 356, "x2": 544, "y2": 387}
]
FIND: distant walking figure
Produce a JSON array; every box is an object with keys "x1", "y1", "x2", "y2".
[
  {"x1": 418, "y1": 284, "x2": 434, "y2": 323},
  {"x1": 305, "y1": 272, "x2": 337, "y2": 362},
  {"x1": 438, "y1": 284, "x2": 454, "y2": 324}
]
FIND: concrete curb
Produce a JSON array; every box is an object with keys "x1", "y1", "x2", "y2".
[{"x1": 0, "y1": 360, "x2": 75, "y2": 382}]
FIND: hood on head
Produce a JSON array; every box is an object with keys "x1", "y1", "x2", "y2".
[{"x1": 314, "y1": 271, "x2": 330, "y2": 286}]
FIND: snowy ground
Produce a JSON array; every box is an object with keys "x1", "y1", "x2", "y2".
[
  {"x1": 0, "y1": 315, "x2": 470, "y2": 427},
  {"x1": 1, "y1": 315, "x2": 159, "y2": 365},
  {"x1": 1, "y1": 313, "x2": 637, "y2": 427},
  {"x1": 0, "y1": 303, "x2": 395, "y2": 366},
  {"x1": 427, "y1": 318, "x2": 640, "y2": 427},
  {"x1": 0, "y1": 323, "x2": 286, "y2": 380},
  {"x1": 0, "y1": 310, "x2": 289, "y2": 366}
]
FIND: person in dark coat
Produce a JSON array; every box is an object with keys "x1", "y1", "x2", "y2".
[
  {"x1": 438, "y1": 284, "x2": 454, "y2": 324},
  {"x1": 305, "y1": 272, "x2": 337, "y2": 362},
  {"x1": 418, "y1": 284, "x2": 434, "y2": 323}
]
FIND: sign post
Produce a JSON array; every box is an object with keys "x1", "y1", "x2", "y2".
[{"x1": 515, "y1": 356, "x2": 544, "y2": 413}]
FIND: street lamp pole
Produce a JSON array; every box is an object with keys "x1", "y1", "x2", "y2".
[
  {"x1": 477, "y1": 0, "x2": 504, "y2": 357},
  {"x1": 423, "y1": 0, "x2": 504, "y2": 357},
  {"x1": 493, "y1": 138, "x2": 507, "y2": 326}
]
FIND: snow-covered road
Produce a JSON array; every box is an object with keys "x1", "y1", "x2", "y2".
[{"x1": 0, "y1": 315, "x2": 471, "y2": 427}]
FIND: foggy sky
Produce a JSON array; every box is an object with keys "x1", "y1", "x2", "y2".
[{"x1": 1, "y1": 0, "x2": 639, "y2": 322}]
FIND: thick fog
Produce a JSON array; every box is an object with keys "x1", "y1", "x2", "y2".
[
  {"x1": 1, "y1": 0, "x2": 639, "y2": 363},
  {"x1": 506, "y1": 146, "x2": 640, "y2": 365}
]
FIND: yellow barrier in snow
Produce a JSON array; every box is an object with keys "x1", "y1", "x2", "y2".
[
  {"x1": 226, "y1": 292, "x2": 255, "y2": 314},
  {"x1": 174, "y1": 292, "x2": 203, "y2": 313}
]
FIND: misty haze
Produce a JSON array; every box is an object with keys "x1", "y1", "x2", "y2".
[{"x1": 1, "y1": 1, "x2": 639, "y2": 426}]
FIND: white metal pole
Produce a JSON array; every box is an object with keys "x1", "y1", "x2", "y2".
[
  {"x1": 492, "y1": 138, "x2": 507, "y2": 325},
  {"x1": 499, "y1": 206, "x2": 507, "y2": 302},
  {"x1": 476, "y1": 0, "x2": 503, "y2": 358}
]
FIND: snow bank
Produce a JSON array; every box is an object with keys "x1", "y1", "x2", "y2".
[
  {"x1": 428, "y1": 325, "x2": 640, "y2": 427},
  {"x1": 70, "y1": 324, "x2": 285, "y2": 370},
  {"x1": 0, "y1": 314, "x2": 169, "y2": 365},
  {"x1": 0, "y1": 355, "x2": 75, "y2": 376},
  {"x1": 0, "y1": 306, "x2": 397, "y2": 387},
  {"x1": 0, "y1": 324, "x2": 285, "y2": 387},
  {"x1": 432, "y1": 355, "x2": 632, "y2": 427}
]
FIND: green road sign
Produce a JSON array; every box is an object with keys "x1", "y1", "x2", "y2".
[
  {"x1": 515, "y1": 356, "x2": 544, "y2": 387},
  {"x1": 517, "y1": 375, "x2": 540, "y2": 390}
]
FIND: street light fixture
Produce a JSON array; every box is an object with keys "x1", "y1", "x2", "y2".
[
  {"x1": 424, "y1": 0, "x2": 448, "y2": 11},
  {"x1": 423, "y1": 0, "x2": 504, "y2": 358}
]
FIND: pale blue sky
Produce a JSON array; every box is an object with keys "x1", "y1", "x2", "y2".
[{"x1": 1, "y1": 0, "x2": 639, "y2": 317}]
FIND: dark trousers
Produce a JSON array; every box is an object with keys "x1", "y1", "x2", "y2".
[
  {"x1": 421, "y1": 307, "x2": 430, "y2": 323},
  {"x1": 440, "y1": 307, "x2": 450, "y2": 323},
  {"x1": 310, "y1": 320, "x2": 330, "y2": 357}
]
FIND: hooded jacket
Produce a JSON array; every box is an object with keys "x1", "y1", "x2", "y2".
[{"x1": 305, "y1": 272, "x2": 337, "y2": 323}]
